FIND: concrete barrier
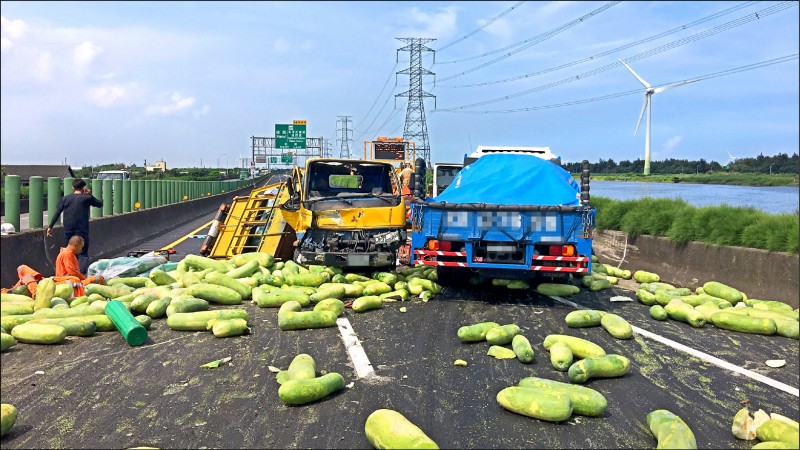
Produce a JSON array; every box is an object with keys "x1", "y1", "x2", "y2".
[
  {"x1": 0, "y1": 184, "x2": 257, "y2": 288},
  {"x1": 593, "y1": 230, "x2": 799, "y2": 307}
]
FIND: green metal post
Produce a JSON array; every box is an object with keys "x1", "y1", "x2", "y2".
[
  {"x1": 144, "y1": 180, "x2": 152, "y2": 209},
  {"x1": 63, "y1": 177, "x2": 74, "y2": 200},
  {"x1": 48, "y1": 177, "x2": 61, "y2": 227},
  {"x1": 102, "y1": 179, "x2": 113, "y2": 215},
  {"x1": 131, "y1": 180, "x2": 139, "y2": 210},
  {"x1": 91, "y1": 179, "x2": 103, "y2": 218},
  {"x1": 28, "y1": 176, "x2": 44, "y2": 229},
  {"x1": 155, "y1": 180, "x2": 162, "y2": 207},
  {"x1": 150, "y1": 180, "x2": 157, "y2": 207},
  {"x1": 122, "y1": 179, "x2": 131, "y2": 212},
  {"x1": 137, "y1": 179, "x2": 145, "y2": 210},
  {"x1": 4, "y1": 175, "x2": 21, "y2": 232},
  {"x1": 113, "y1": 179, "x2": 123, "y2": 214}
]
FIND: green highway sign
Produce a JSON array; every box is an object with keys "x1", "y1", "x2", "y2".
[
  {"x1": 281, "y1": 154, "x2": 293, "y2": 164},
  {"x1": 275, "y1": 123, "x2": 307, "y2": 149},
  {"x1": 270, "y1": 156, "x2": 278, "y2": 163}
]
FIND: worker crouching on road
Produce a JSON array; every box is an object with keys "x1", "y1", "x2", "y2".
[{"x1": 56, "y1": 235, "x2": 105, "y2": 289}]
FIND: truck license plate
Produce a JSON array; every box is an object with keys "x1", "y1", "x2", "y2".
[{"x1": 347, "y1": 254, "x2": 370, "y2": 266}]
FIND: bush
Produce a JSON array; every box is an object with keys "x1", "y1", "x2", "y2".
[{"x1": 593, "y1": 196, "x2": 798, "y2": 254}]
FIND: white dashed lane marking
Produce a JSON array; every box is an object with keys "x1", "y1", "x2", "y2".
[
  {"x1": 337, "y1": 317, "x2": 375, "y2": 379},
  {"x1": 550, "y1": 295, "x2": 799, "y2": 397}
]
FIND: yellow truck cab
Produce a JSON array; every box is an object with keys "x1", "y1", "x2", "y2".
[{"x1": 280, "y1": 158, "x2": 407, "y2": 268}]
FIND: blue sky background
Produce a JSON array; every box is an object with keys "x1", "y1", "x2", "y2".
[{"x1": 1, "y1": 1, "x2": 798, "y2": 169}]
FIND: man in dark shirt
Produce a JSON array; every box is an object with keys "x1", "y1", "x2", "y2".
[{"x1": 46, "y1": 178, "x2": 103, "y2": 274}]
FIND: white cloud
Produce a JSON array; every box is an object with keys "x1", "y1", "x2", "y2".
[
  {"x1": 479, "y1": 17, "x2": 513, "y2": 43},
  {"x1": 88, "y1": 84, "x2": 127, "y2": 107},
  {"x1": 537, "y1": 1, "x2": 576, "y2": 20},
  {"x1": 144, "y1": 91, "x2": 195, "y2": 115},
  {"x1": 73, "y1": 41, "x2": 102, "y2": 70},
  {"x1": 1, "y1": 16, "x2": 26, "y2": 52},
  {"x1": 406, "y1": 6, "x2": 457, "y2": 39},
  {"x1": 193, "y1": 105, "x2": 211, "y2": 117},
  {"x1": 1, "y1": 16, "x2": 26, "y2": 39},
  {"x1": 663, "y1": 135, "x2": 684, "y2": 152},
  {"x1": 34, "y1": 52, "x2": 53, "y2": 81}
]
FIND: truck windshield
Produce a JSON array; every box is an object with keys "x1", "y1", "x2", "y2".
[
  {"x1": 436, "y1": 167, "x2": 460, "y2": 187},
  {"x1": 97, "y1": 172, "x2": 128, "y2": 181},
  {"x1": 307, "y1": 161, "x2": 395, "y2": 198}
]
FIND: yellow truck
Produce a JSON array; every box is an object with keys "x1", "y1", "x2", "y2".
[{"x1": 202, "y1": 158, "x2": 407, "y2": 268}]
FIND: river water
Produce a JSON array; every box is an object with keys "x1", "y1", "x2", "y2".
[{"x1": 589, "y1": 181, "x2": 799, "y2": 215}]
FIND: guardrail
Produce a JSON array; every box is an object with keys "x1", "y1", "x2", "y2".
[
  {"x1": 2, "y1": 175, "x2": 264, "y2": 232},
  {"x1": 0, "y1": 181, "x2": 263, "y2": 288}
]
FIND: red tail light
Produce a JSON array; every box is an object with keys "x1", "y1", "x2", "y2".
[
  {"x1": 427, "y1": 239, "x2": 440, "y2": 251},
  {"x1": 439, "y1": 241, "x2": 452, "y2": 251},
  {"x1": 548, "y1": 245, "x2": 576, "y2": 256}
]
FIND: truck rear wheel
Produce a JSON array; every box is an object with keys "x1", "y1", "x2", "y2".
[{"x1": 437, "y1": 266, "x2": 470, "y2": 287}]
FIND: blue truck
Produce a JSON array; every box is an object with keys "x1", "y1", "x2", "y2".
[{"x1": 409, "y1": 153, "x2": 594, "y2": 285}]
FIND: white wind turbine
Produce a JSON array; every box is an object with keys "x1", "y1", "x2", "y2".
[{"x1": 620, "y1": 59, "x2": 698, "y2": 175}]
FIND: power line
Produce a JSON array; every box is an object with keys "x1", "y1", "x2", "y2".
[
  {"x1": 354, "y1": 62, "x2": 398, "y2": 132},
  {"x1": 436, "y1": 53, "x2": 799, "y2": 114},
  {"x1": 439, "y1": 1, "x2": 759, "y2": 88},
  {"x1": 386, "y1": 117, "x2": 405, "y2": 138},
  {"x1": 354, "y1": 84, "x2": 401, "y2": 143},
  {"x1": 436, "y1": 1, "x2": 797, "y2": 111},
  {"x1": 435, "y1": 1, "x2": 528, "y2": 53},
  {"x1": 374, "y1": 108, "x2": 403, "y2": 137},
  {"x1": 434, "y1": 1, "x2": 620, "y2": 77}
]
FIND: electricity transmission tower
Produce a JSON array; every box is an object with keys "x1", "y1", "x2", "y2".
[
  {"x1": 396, "y1": 37, "x2": 435, "y2": 165},
  {"x1": 323, "y1": 138, "x2": 333, "y2": 158},
  {"x1": 336, "y1": 115, "x2": 354, "y2": 159}
]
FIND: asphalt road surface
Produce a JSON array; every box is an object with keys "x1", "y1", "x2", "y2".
[{"x1": 1, "y1": 215, "x2": 798, "y2": 449}]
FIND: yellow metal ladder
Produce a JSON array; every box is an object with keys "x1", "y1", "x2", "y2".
[{"x1": 206, "y1": 181, "x2": 294, "y2": 259}]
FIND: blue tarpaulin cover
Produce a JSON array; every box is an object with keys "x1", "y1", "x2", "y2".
[{"x1": 432, "y1": 154, "x2": 581, "y2": 206}]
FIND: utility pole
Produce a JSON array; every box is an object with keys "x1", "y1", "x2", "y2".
[
  {"x1": 396, "y1": 37, "x2": 435, "y2": 166},
  {"x1": 336, "y1": 116, "x2": 354, "y2": 159}
]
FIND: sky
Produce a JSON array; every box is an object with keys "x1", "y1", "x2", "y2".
[{"x1": 1, "y1": 1, "x2": 798, "y2": 169}]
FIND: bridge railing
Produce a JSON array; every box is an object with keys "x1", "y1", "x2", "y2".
[{"x1": 2, "y1": 175, "x2": 266, "y2": 232}]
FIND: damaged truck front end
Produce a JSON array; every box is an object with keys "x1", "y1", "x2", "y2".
[
  {"x1": 280, "y1": 159, "x2": 407, "y2": 269},
  {"x1": 294, "y1": 227, "x2": 406, "y2": 267}
]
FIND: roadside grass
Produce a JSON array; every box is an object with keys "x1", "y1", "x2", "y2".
[{"x1": 593, "y1": 196, "x2": 799, "y2": 254}]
